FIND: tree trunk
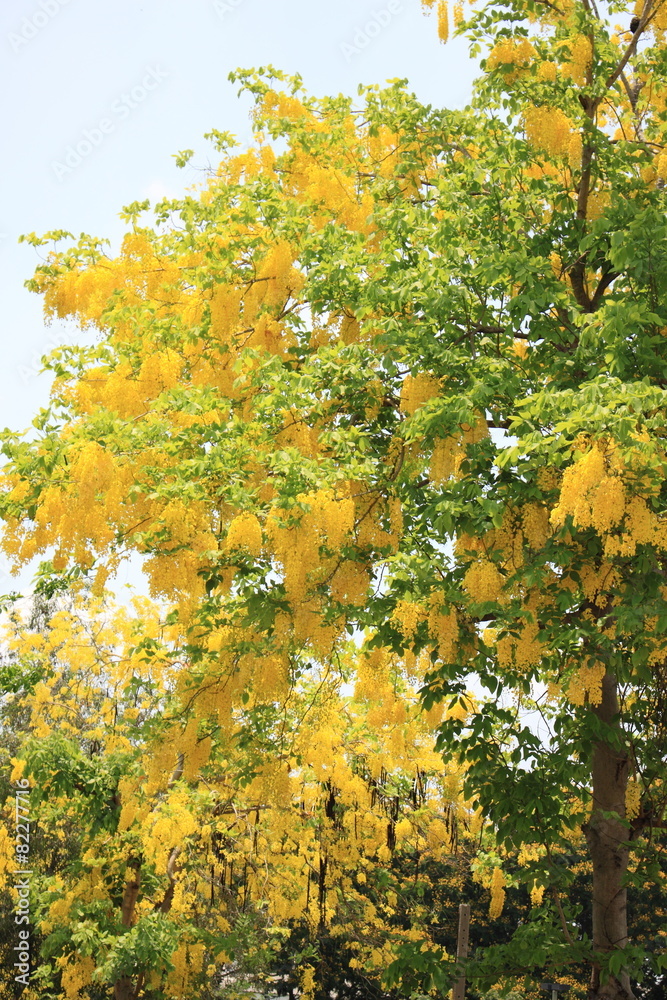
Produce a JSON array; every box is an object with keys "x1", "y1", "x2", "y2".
[
  {"x1": 584, "y1": 671, "x2": 635, "y2": 1000},
  {"x1": 114, "y1": 860, "x2": 141, "y2": 1000},
  {"x1": 114, "y1": 976, "x2": 136, "y2": 1000}
]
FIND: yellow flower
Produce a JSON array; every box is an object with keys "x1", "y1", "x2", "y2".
[
  {"x1": 489, "y1": 866, "x2": 506, "y2": 919},
  {"x1": 393, "y1": 599, "x2": 427, "y2": 638},
  {"x1": 564, "y1": 34, "x2": 592, "y2": 85},
  {"x1": 9, "y1": 758, "x2": 26, "y2": 782},
  {"x1": 300, "y1": 965, "x2": 317, "y2": 1000},
  {"x1": 226, "y1": 512, "x2": 262, "y2": 556},
  {"x1": 438, "y1": 0, "x2": 449, "y2": 42},
  {"x1": 524, "y1": 106, "x2": 576, "y2": 158},
  {"x1": 530, "y1": 883, "x2": 545, "y2": 906},
  {"x1": 463, "y1": 558, "x2": 504, "y2": 602},
  {"x1": 400, "y1": 374, "x2": 441, "y2": 415},
  {"x1": 625, "y1": 780, "x2": 641, "y2": 820},
  {"x1": 538, "y1": 61, "x2": 557, "y2": 82}
]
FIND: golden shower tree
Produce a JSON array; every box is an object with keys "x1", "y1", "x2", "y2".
[
  {"x1": 2, "y1": 0, "x2": 667, "y2": 996},
  {"x1": 0, "y1": 592, "x2": 476, "y2": 1000}
]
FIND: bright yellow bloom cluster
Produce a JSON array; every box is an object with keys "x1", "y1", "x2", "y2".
[
  {"x1": 472, "y1": 505, "x2": 534, "y2": 577},
  {"x1": 567, "y1": 659, "x2": 606, "y2": 706},
  {"x1": 330, "y1": 560, "x2": 371, "y2": 607},
  {"x1": 587, "y1": 188, "x2": 610, "y2": 220},
  {"x1": 462, "y1": 413, "x2": 489, "y2": 445},
  {"x1": 266, "y1": 487, "x2": 356, "y2": 615},
  {"x1": 606, "y1": 496, "x2": 667, "y2": 556},
  {"x1": 430, "y1": 436, "x2": 463, "y2": 483},
  {"x1": 0, "y1": 825, "x2": 13, "y2": 892},
  {"x1": 578, "y1": 560, "x2": 619, "y2": 607},
  {"x1": 428, "y1": 595, "x2": 458, "y2": 660},
  {"x1": 429, "y1": 414, "x2": 487, "y2": 484},
  {"x1": 165, "y1": 943, "x2": 206, "y2": 997},
  {"x1": 393, "y1": 599, "x2": 427, "y2": 639},
  {"x1": 488, "y1": 866, "x2": 506, "y2": 919},
  {"x1": 524, "y1": 106, "x2": 576, "y2": 158},
  {"x1": 495, "y1": 618, "x2": 544, "y2": 673},
  {"x1": 551, "y1": 442, "x2": 667, "y2": 558},
  {"x1": 637, "y1": 0, "x2": 667, "y2": 37},
  {"x1": 144, "y1": 791, "x2": 198, "y2": 868},
  {"x1": 625, "y1": 779, "x2": 641, "y2": 820},
  {"x1": 537, "y1": 466, "x2": 561, "y2": 492},
  {"x1": 300, "y1": 966, "x2": 317, "y2": 1000},
  {"x1": 522, "y1": 503, "x2": 550, "y2": 549},
  {"x1": 257, "y1": 90, "x2": 309, "y2": 124},
  {"x1": 552, "y1": 446, "x2": 623, "y2": 532},
  {"x1": 399, "y1": 374, "x2": 441, "y2": 416},
  {"x1": 564, "y1": 35, "x2": 592, "y2": 86},
  {"x1": 226, "y1": 512, "x2": 263, "y2": 556},
  {"x1": 463, "y1": 558, "x2": 504, "y2": 603},
  {"x1": 530, "y1": 883, "x2": 545, "y2": 906},
  {"x1": 517, "y1": 843, "x2": 542, "y2": 865},
  {"x1": 537, "y1": 61, "x2": 558, "y2": 82},
  {"x1": 487, "y1": 36, "x2": 536, "y2": 75},
  {"x1": 209, "y1": 283, "x2": 243, "y2": 340},
  {"x1": 139, "y1": 349, "x2": 182, "y2": 398},
  {"x1": 438, "y1": 0, "x2": 449, "y2": 42},
  {"x1": 59, "y1": 955, "x2": 96, "y2": 1000}
]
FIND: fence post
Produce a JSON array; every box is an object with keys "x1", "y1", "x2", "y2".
[{"x1": 452, "y1": 903, "x2": 470, "y2": 1000}]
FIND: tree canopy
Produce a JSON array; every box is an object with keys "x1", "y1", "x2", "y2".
[{"x1": 3, "y1": 0, "x2": 667, "y2": 998}]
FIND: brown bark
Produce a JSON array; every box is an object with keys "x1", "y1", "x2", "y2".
[
  {"x1": 114, "y1": 860, "x2": 141, "y2": 1000},
  {"x1": 114, "y1": 976, "x2": 135, "y2": 1000},
  {"x1": 156, "y1": 846, "x2": 182, "y2": 913},
  {"x1": 584, "y1": 671, "x2": 635, "y2": 1000}
]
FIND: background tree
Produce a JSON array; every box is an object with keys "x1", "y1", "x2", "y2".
[
  {"x1": 0, "y1": 592, "x2": 476, "y2": 999},
  {"x1": 3, "y1": 0, "x2": 667, "y2": 996}
]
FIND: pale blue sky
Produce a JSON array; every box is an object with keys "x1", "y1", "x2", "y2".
[{"x1": 1, "y1": 0, "x2": 479, "y2": 592}]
